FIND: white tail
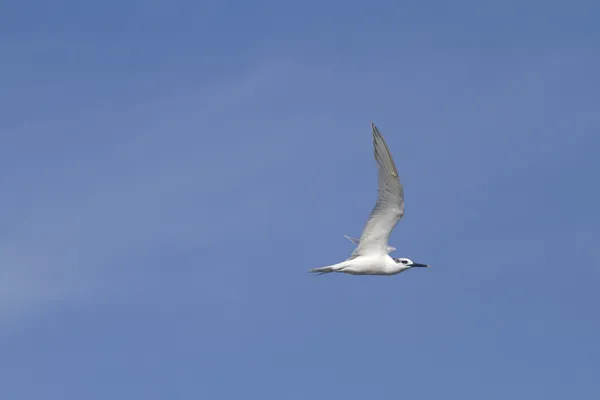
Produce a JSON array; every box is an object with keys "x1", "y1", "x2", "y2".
[{"x1": 309, "y1": 261, "x2": 347, "y2": 275}]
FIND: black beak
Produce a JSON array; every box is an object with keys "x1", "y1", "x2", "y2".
[{"x1": 411, "y1": 263, "x2": 430, "y2": 268}]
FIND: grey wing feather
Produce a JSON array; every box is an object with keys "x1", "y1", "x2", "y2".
[
  {"x1": 344, "y1": 235, "x2": 396, "y2": 253},
  {"x1": 350, "y1": 123, "x2": 404, "y2": 257},
  {"x1": 344, "y1": 235, "x2": 360, "y2": 245}
]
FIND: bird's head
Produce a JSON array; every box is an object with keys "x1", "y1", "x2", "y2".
[{"x1": 394, "y1": 258, "x2": 430, "y2": 269}]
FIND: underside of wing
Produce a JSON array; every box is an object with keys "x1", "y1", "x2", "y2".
[{"x1": 351, "y1": 123, "x2": 404, "y2": 257}]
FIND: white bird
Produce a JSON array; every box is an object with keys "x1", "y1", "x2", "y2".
[{"x1": 310, "y1": 122, "x2": 430, "y2": 276}]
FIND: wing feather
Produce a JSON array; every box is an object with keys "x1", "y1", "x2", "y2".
[
  {"x1": 344, "y1": 235, "x2": 396, "y2": 253},
  {"x1": 350, "y1": 123, "x2": 404, "y2": 257}
]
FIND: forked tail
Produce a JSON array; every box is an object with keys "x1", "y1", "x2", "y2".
[{"x1": 309, "y1": 262, "x2": 347, "y2": 275}]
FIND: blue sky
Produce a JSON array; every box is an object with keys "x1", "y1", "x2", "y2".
[{"x1": 1, "y1": 0, "x2": 599, "y2": 398}]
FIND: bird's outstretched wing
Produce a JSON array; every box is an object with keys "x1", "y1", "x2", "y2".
[
  {"x1": 344, "y1": 235, "x2": 396, "y2": 253},
  {"x1": 350, "y1": 123, "x2": 404, "y2": 257}
]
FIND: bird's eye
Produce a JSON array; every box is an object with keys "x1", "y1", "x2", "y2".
[{"x1": 401, "y1": 260, "x2": 408, "y2": 264}]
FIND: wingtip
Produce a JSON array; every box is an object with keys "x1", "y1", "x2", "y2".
[
  {"x1": 344, "y1": 235, "x2": 360, "y2": 245},
  {"x1": 371, "y1": 122, "x2": 382, "y2": 138},
  {"x1": 370, "y1": 121, "x2": 400, "y2": 178}
]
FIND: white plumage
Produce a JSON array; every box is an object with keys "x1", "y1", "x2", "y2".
[{"x1": 310, "y1": 123, "x2": 430, "y2": 276}]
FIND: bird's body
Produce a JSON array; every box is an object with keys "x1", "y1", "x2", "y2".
[
  {"x1": 314, "y1": 254, "x2": 406, "y2": 276},
  {"x1": 310, "y1": 122, "x2": 430, "y2": 277}
]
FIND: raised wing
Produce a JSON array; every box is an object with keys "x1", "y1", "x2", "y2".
[
  {"x1": 344, "y1": 235, "x2": 396, "y2": 253},
  {"x1": 350, "y1": 123, "x2": 404, "y2": 257}
]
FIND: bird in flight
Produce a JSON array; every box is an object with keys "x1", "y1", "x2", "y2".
[{"x1": 310, "y1": 122, "x2": 430, "y2": 276}]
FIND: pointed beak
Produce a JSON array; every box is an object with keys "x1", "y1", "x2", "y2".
[{"x1": 412, "y1": 263, "x2": 430, "y2": 268}]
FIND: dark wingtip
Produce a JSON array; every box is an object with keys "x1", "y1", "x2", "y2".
[{"x1": 371, "y1": 122, "x2": 381, "y2": 142}]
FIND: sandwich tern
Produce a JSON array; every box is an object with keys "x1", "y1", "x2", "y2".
[{"x1": 310, "y1": 123, "x2": 430, "y2": 276}]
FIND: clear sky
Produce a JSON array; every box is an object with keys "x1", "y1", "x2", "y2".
[{"x1": 1, "y1": 0, "x2": 599, "y2": 398}]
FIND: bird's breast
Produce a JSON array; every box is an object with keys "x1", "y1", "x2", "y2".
[{"x1": 344, "y1": 255, "x2": 395, "y2": 275}]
